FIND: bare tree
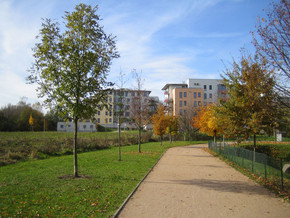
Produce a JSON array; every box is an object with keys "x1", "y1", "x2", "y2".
[
  {"x1": 130, "y1": 70, "x2": 150, "y2": 152},
  {"x1": 251, "y1": 0, "x2": 290, "y2": 106},
  {"x1": 114, "y1": 70, "x2": 127, "y2": 161}
]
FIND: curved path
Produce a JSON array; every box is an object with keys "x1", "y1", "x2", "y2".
[{"x1": 118, "y1": 144, "x2": 290, "y2": 218}]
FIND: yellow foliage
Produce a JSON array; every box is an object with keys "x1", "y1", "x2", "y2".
[{"x1": 192, "y1": 105, "x2": 222, "y2": 137}]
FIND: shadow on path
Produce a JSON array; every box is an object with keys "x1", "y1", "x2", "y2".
[{"x1": 145, "y1": 179, "x2": 271, "y2": 196}]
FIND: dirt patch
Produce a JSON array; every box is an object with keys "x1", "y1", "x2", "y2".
[{"x1": 58, "y1": 174, "x2": 92, "y2": 180}]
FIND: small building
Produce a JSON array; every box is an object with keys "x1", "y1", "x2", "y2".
[{"x1": 57, "y1": 120, "x2": 97, "y2": 132}]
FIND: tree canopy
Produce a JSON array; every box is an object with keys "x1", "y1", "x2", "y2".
[
  {"x1": 251, "y1": 0, "x2": 290, "y2": 106},
  {"x1": 219, "y1": 53, "x2": 280, "y2": 145},
  {"x1": 151, "y1": 104, "x2": 169, "y2": 145}
]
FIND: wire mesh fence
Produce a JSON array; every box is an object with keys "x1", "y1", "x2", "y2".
[{"x1": 208, "y1": 141, "x2": 289, "y2": 193}]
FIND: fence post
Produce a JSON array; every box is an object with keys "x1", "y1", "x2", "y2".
[
  {"x1": 252, "y1": 150, "x2": 254, "y2": 173},
  {"x1": 280, "y1": 158, "x2": 284, "y2": 191},
  {"x1": 264, "y1": 154, "x2": 267, "y2": 180},
  {"x1": 242, "y1": 148, "x2": 244, "y2": 167}
]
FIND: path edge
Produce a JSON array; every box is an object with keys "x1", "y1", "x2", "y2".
[{"x1": 112, "y1": 148, "x2": 169, "y2": 218}]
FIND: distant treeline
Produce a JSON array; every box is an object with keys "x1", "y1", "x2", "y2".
[{"x1": 0, "y1": 100, "x2": 58, "y2": 131}]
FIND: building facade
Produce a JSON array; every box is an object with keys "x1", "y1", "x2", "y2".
[{"x1": 162, "y1": 79, "x2": 225, "y2": 116}]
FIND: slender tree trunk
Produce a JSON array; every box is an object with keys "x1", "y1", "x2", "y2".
[
  {"x1": 160, "y1": 135, "x2": 163, "y2": 146},
  {"x1": 253, "y1": 134, "x2": 256, "y2": 163},
  {"x1": 138, "y1": 127, "x2": 141, "y2": 153},
  {"x1": 118, "y1": 117, "x2": 121, "y2": 161},
  {"x1": 74, "y1": 118, "x2": 79, "y2": 177}
]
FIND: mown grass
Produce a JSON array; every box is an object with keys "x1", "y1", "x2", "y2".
[{"x1": 0, "y1": 141, "x2": 203, "y2": 217}]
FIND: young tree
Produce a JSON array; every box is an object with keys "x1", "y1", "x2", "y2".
[
  {"x1": 115, "y1": 71, "x2": 127, "y2": 161},
  {"x1": 167, "y1": 115, "x2": 179, "y2": 143},
  {"x1": 130, "y1": 70, "x2": 150, "y2": 152},
  {"x1": 151, "y1": 104, "x2": 169, "y2": 145},
  {"x1": 27, "y1": 4, "x2": 119, "y2": 177},
  {"x1": 221, "y1": 53, "x2": 280, "y2": 149},
  {"x1": 179, "y1": 110, "x2": 197, "y2": 141},
  {"x1": 251, "y1": 0, "x2": 290, "y2": 106},
  {"x1": 192, "y1": 105, "x2": 222, "y2": 143},
  {"x1": 29, "y1": 113, "x2": 34, "y2": 131}
]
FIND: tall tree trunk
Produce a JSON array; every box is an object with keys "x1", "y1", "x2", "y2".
[
  {"x1": 118, "y1": 116, "x2": 121, "y2": 161},
  {"x1": 160, "y1": 135, "x2": 163, "y2": 146},
  {"x1": 74, "y1": 118, "x2": 79, "y2": 177},
  {"x1": 138, "y1": 127, "x2": 141, "y2": 153}
]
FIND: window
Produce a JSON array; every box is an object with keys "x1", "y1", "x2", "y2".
[
  {"x1": 204, "y1": 93, "x2": 207, "y2": 99},
  {"x1": 198, "y1": 92, "x2": 201, "y2": 98},
  {"x1": 209, "y1": 93, "x2": 212, "y2": 98},
  {"x1": 179, "y1": 109, "x2": 183, "y2": 115},
  {"x1": 105, "y1": 111, "x2": 108, "y2": 116},
  {"x1": 179, "y1": 101, "x2": 182, "y2": 107},
  {"x1": 83, "y1": 125, "x2": 86, "y2": 129},
  {"x1": 98, "y1": 111, "x2": 100, "y2": 115},
  {"x1": 179, "y1": 92, "x2": 182, "y2": 98},
  {"x1": 184, "y1": 101, "x2": 187, "y2": 106},
  {"x1": 194, "y1": 101, "x2": 197, "y2": 107},
  {"x1": 60, "y1": 125, "x2": 64, "y2": 129},
  {"x1": 209, "y1": 85, "x2": 212, "y2": 90},
  {"x1": 127, "y1": 98, "x2": 130, "y2": 103},
  {"x1": 125, "y1": 92, "x2": 128, "y2": 97},
  {"x1": 131, "y1": 92, "x2": 135, "y2": 97},
  {"x1": 194, "y1": 92, "x2": 197, "y2": 98},
  {"x1": 90, "y1": 125, "x2": 93, "y2": 129},
  {"x1": 184, "y1": 92, "x2": 187, "y2": 97},
  {"x1": 97, "y1": 118, "x2": 100, "y2": 123},
  {"x1": 109, "y1": 118, "x2": 112, "y2": 123},
  {"x1": 198, "y1": 101, "x2": 201, "y2": 106},
  {"x1": 204, "y1": 85, "x2": 207, "y2": 90}
]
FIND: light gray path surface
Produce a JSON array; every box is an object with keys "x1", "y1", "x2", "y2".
[{"x1": 118, "y1": 144, "x2": 290, "y2": 218}]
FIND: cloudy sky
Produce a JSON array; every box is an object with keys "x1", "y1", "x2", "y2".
[{"x1": 0, "y1": 0, "x2": 274, "y2": 109}]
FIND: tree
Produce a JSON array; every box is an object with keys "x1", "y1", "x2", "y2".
[
  {"x1": 251, "y1": 0, "x2": 290, "y2": 106},
  {"x1": 130, "y1": 70, "x2": 150, "y2": 152},
  {"x1": 192, "y1": 105, "x2": 222, "y2": 143},
  {"x1": 115, "y1": 71, "x2": 127, "y2": 161},
  {"x1": 167, "y1": 114, "x2": 179, "y2": 143},
  {"x1": 179, "y1": 110, "x2": 197, "y2": 141},
  {"x1": 29, "y1": 113, "x2": 34, "y2": 131},
  {"x1": 151, "y1": 104, "x2": 169, "y2": 145},
  {"x1": 27, "y1": 4, "x2": 119, "y2": 177},
  {"x1": 220, "y1": 53, "x2": 280, "y2": 149}
]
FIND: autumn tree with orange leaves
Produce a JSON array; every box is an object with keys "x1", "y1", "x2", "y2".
[{"x1": 151, "y1": 104, "x2": 169, "y2": 145}]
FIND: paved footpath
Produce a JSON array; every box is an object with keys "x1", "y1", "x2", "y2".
[{"x1": 118, "y1": 144, "x2": 290, "y2": 218}]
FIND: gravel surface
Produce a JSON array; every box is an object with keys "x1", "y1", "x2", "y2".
[{"x1": 118, "y1": 144, "x2": 290, "y2": 218}]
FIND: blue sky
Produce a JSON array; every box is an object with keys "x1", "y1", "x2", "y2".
[{"x1": 0, "y1": 0, "x2": 275, "y2": 109}]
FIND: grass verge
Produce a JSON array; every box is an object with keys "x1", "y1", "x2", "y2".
[{"x1": 0, "y1": 141, "x2": 203, "y2": 217}]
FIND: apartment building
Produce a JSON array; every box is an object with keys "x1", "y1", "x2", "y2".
[
  {"x1": 95, "y1": 89, "x2": 158, "y2": 128},
  {"x1": 172, "y1": 87, "x2": 203, "y2": 116},
  {"x1": 162, "y1": 78, "x2": 226, "y2": 116},
  {"x1": 95, "y1": 92, "x2": 114, "y2": 126}
]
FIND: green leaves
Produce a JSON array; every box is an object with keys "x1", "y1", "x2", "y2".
[
  {"x1": 28, "y1": 4, "x2": 119, "y2": 121},
  {"x1": 220, "y1": 53, "x2": 280, "y2": 141}
]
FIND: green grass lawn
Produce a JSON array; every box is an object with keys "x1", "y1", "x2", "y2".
[{"x1": 0, "y1": 141, "x2": 202, "y2": 217}]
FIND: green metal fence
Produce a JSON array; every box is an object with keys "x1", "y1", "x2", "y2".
[{"x1": 208, "y1": 141, "x2": 289, "y2": 192}]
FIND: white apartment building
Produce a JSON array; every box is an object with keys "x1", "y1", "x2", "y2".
[{"x1": 187, "y1": 79, "x2": 226, "y2": 105}]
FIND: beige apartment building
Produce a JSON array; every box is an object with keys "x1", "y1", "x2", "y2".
[
  {"x1": 172, "y1": 87, "x2": 203, "y2": 116},
  {"x1": 162, "y1": 79, "x2": 226, "y2": 116}
]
